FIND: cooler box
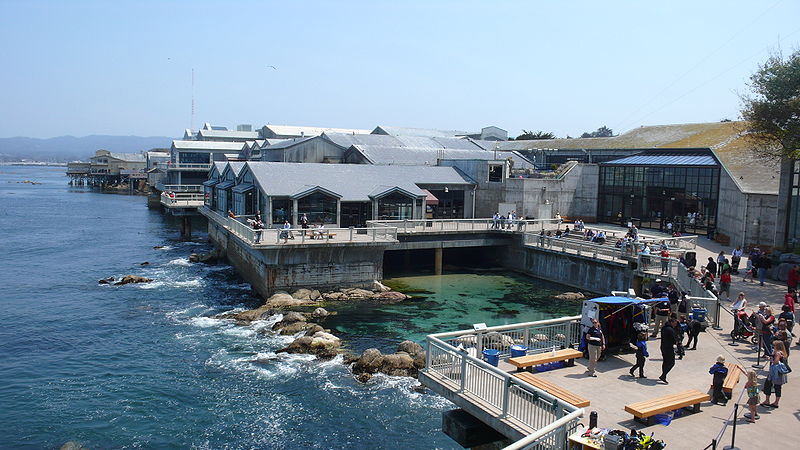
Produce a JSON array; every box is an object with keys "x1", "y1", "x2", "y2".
[
  {"x1": 510, "y1": 345, "x2": 528, "y2": 357},
  {"x1": 691, "y1": 308, "x2": 707, "y2": 322},
  {"x1": 482, "y1": 349, "x2": 500, "y2": 367}
]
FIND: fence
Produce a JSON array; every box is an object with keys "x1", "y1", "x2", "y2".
[
  {"x1": 424, "y1": 317, "x2": 583, "y2": 448},
  {"x1": 218, "y1": 215, "x2": 398, "y2": 246},
  {"x1": 160, "y1": 191, "x2": 205, "y2": 208},
  {"x1": 367, "y1": 218, "x2": 562, "y2": 234}
]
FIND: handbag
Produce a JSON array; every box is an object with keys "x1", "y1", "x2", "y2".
[{"x1": 775, "y1": 361, "x2": 791, "y2": 375}]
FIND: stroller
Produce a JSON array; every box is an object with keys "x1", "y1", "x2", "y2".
[{"x1": 730, "y1": 309, "x2": 758, "y2": 344}]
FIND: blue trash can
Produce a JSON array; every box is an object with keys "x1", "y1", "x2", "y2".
[
  {"x1": 691, "y1": 308, "x2": 707, "y2": 322},
  {"x1": 482, "y1": 349, "x2": 500, "y2": 367},
  {"x1": 510, "y1": 345, "x2": 528, "y2": 357}
]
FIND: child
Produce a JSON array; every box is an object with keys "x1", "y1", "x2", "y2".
[
  {"x1": 744, "y1": 370, "x2": 760, "y2": 422},
  {"x1": 629, "y1": 332, "x2": 649, "y2": 378},
  {"x1": 709, "y1": 355, "x2": 729, "y2": 405}
]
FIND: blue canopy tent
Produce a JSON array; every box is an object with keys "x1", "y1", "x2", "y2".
[{"x1": 580, "y1": 296, "x2": 666, "y2": 353}]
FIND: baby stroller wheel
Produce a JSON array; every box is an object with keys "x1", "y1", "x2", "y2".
[
  {"x1": 730, "y1": 330, "x2": 739, "y2": 341},
  {"x1": 750, "y1": 335, "x2": 758, "y2": 345}
]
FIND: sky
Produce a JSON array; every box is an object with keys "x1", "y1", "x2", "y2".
[{"x1": 1, "y1": 0, "x2": 799, "y2": 139}]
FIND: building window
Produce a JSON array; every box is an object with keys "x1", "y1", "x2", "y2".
[
  {"x1": 271, "y1": 198, "x2": 293, "y2": 225},
  {"x1": 297, "y1": 192, "x2": 337, "y2": 224},
  {"x1": 788, "y1": 160, "x2": 800, "y2": 248},
  {"x1": 488, "y1": 164, "x2": 504, "y2": 182},
  {"x1": 378, "y1": 192, "x2": 414, "y2": 220},
  {"x1": 179, "y1": 152, "x2": 210, "y2": 163}
]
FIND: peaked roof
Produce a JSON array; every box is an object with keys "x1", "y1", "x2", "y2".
[
  {"x1": 171, "y1": 140, "x2": 246, "y2": 151},
  {"x1": 262, "y1": 124, "x2": 371, "y2": 137},
  {"x1": 372, "y1": 126, "x2": 472, "y2": 138},
  {"x1": 198, "y1": 129, "x2": 260, "y2": 140},
  {"x1": 323, "y1": 132, "x2": 486, "y2": 150},
  {"x1": 242, "y1": 162, "x2": 473, "y2": 202}
]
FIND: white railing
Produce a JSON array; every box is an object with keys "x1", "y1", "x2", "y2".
[
  {"x1": 523, "y1": 233, "x2": 630, "y2": 262},
  {"x1": 424, "y1": 317, "x2": 582, "y2": 442},
  {"x1": 504, "y1": 409, "x2": 585, "y2": 450},
  {"x1": 161, "y1": 184, "x2": 203, "y2": 193},
  {"x1": 160, "y1": 192, "x2": 205, "y2": 208},
  {"x1": 166, "y1": 162, "x2": 212, "y2": 170},
  {"x1": 367, "y1": 218, "x2": 563, "y2": 234},
  {"x1": 202, "y1": 209, "x2": 399, "y2": 246}
]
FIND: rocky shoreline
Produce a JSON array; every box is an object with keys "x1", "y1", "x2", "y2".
[{"x1": 216, "y1": 284, "x2": 424, "y2": 382}]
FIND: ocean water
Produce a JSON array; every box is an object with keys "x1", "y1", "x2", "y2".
[{"x1": 0, "y1": 166, "x2": 580, "y2": 449}]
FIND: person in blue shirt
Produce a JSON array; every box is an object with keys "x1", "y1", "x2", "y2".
[
  {"x1": 709, "y1": 355, "x2": 730, "y2": 405},
  {"x1": 629, "y1": 332, "x2": 649, "y2": 378}
]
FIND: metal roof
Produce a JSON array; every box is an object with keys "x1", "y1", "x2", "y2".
[
  {"x1": 372, "y1": 126, "x2": 472, "y2": 138},
  {"x1": 262, "y1": 125, "x2": 370, "y2": 137},
  {"x1": 198, "y1": 129, "x2": 260, "y2": 140},
  {"x1": 241, "y1": 162, "x2": 473, "y2": 202},
  {"x1": 602, "y1": 154, "x2": 718, "y2": 166},
  {"x1": 323, "y1": 132, "x2": 486, "y2": 151},
  {"x1": 172, "y1": 140, "x2": 246, "y2": 151},
  {"x1": 348, "y1": 144, "x2": 533, "y2": 168}
]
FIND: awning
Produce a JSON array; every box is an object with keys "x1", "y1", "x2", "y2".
[
  {"x1": 421, "y1": 189, "x2": 439, "y2": 205},
  {"x1": 586, "y1": 296, "x2": 665, "y2": 305},
  {"x1": 216, "y1": 180, "x2": 235, "y2": 190},
  {"x1": 232, "y1": 183, "x2": 254, "y2": 193}
]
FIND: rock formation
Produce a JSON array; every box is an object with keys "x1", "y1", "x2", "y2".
[
  {"x1": 350, "y1": 340, "x2": 426, "y2": 382},
  {"x1": 113, "y1": 275, "x2": 153, "y2": 285}
]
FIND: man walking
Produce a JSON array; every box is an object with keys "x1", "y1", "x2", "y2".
[{"x1": 659, "y1": 316, "x2": 681, "y2": 384}]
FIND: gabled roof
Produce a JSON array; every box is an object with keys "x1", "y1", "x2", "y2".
[
  {"x1": 346, "y1": 144, "x2": 533, "y2": 168},
  {"x1": 242, "y1": 162, "x2": 473, "y2": 202},
  {"x1": 603, "y1": 154, "x2": 717, "y2": 166},
  {"x1": 198, "y1": 129, "x2": 260, "y2": 140},
  {"x1": 372, "y1": 126, "x2": 472, "y2": 138},
  {"x1": 322, "y1": 132, "x2": 487, "y2": 150},
  {"x1": 171, "y1": 140, "x2": 246, "y2": 151},
  {"x1": 202, "y1": 123, "x2": 228, "y2": 131},
  {"x1": 262, "y1": 124, "x2": 371, "y2": 137},
  {"x1": 104, "y1": 152, "x2": 145, "y2": 162}
]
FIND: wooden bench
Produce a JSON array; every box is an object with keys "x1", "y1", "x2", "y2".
[
  {"x1": 710, "y1": 363, "x2": 744, "y2": 398},
  {"x1": 508, "y1": 348, "x2": 583, "y2": 371},
  {"x1": 513, "y1": 372, "x2": 590, "y2": 408},
  {"x1": 624, "y1": 389, "x2": 710, "y2": 426}
]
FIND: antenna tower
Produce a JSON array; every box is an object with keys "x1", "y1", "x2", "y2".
[{"x1": 190, "y1": 68, "x2": 195, "y2": 131}]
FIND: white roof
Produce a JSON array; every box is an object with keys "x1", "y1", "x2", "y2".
[
  {"x1": 171, "y1": 140, "x2": 246, "y2": 151},
  {"x1": 263, "y1": 124, "x2": 371, "y2": 137}
]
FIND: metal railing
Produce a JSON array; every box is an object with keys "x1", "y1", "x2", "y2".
[
  {"x1": 160, "y1": 191, "x2": 205, "y2": 208},
  {"x1": 202, "y1": 208, "x2": 399, "y2": 246},
  {"x1": 367, "y1": 218, "x2": 562, "y2": 234},
  {"x1": 161, "y1": 184, "x2": 203, "y2": 193},
  {"x1": 504, "y1": 409, "x2": 585, "y2": 450},
  {"x1": 423, "y1": 317, "x2": 583, "y2": 445},
  {"x1": 523, "y1": 233, "x2": 630, "y2": 262},
  {"x1": 166, "y1": 162, "x2": 212, "y2": 170}
]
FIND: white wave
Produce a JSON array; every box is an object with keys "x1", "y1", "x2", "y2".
[
  {"x1": 154, "y1": 245, "x2": 173, "y2": 250},
  {"x1": 137, "y1": 281, "x2": 165, "y2": 289},
  {"x1": 253, "y1": 351, "x2": 279, "y2": 363},
  {"x1": 317, "y1": 354, "x2": 345, "y2": 370},
  {"x1": 173, "y1": 279, "x2": 203, "y2": 288},
  {"x1": 166, "y1": 303, "x2": 209, "y2": 319},
  {"x1": 189, "y1": 316, "x2": 225, "y2": 328},
  {"x1": 222, "y1": 326, "x2": 255, "y2": 338},
  {"x1": 167, "y1": 257, "x2": 191, "y2": 266},
  {"x1": 251, "y1": 314, "x2": 283, "y2": 332}
]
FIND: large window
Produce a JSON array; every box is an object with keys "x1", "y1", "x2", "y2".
[
  {"x1": 297, "y1": 192, "x2": 337, "y2": 224},
  {"x1": 488, "y1": 164, "x2": 504, "y2": 182},
  {"x1": 788, "y1": 160, "x2": 800, "y2": 248},
  {"x1": 271, "y1": 198, "x2": 293, "y2": 225},
  {"x1": 598, "y1": 163, "x2": 720, "y2": 235},
  {"x1": 378, "y1": 192, "x2": 414, "y2": 220},
  {"x1": 179, "y1": 152, "x2": 210, "y2": 163}
]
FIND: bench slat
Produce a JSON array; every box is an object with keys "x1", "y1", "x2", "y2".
[
  {"x1": 514, "y1": 373, "x2": 590, "y2": 408},
  {"x1": 508, "y1": 349, "x2": 583, "y2": 368},
  {"x1": 625, "y1": 389, "x2": 710, "y2": 418}
]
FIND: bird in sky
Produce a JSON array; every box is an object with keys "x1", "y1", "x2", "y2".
[{"x1": 266, "y1": 65, "x2": 277, "y2": 70}]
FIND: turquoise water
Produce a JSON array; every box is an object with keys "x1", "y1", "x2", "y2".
[{"x1": 0, "y1": 166, "x2": 580, "y2": 449}]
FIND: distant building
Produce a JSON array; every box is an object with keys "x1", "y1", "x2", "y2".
[
  {"x1": 259, "y1": 124, "x2": 371, "y2": 139},
  {"x1": 371, "y1": 125, "x2": 509, "y2": 141}
]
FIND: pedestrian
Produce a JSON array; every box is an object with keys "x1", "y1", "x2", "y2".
[
  {"x1": 629, "y1": 331, "x2": 649, "y2": 378},
  {"x1": 709, "y1": 355, "x2": 729, "y2": 405},
  {"x1": 774, "y1": 319, "x2": 792, "y2": 360},
  {"x1": 492, "y1": 212, "x2": 499, "y2": 229},
  {"x1": 742, "y1": 258, "x2": 754, "y2": 282},
  {"x1": 717, "y1": 251, "x2": 726, "y2": 265},
  {"x1": 651, "y1": 298, "x2": 671, "y2": 337},
  {"x1": 685, "y1": 315, "x2": 702, "y2": 350},
  {"x1": 253, "y1": 218, "x2": 263, "y2": 243},
  {"x1": 718, "y1": 269, "x2": 732, "y2": 300},
  {"x1": 706, "y1": 257, "x2": 718, "y2": 278},
  {"x1": 788, "y1": 265, "x2": 800, "y2": 294},
  {"x1": 757, "y1": 303, "x2": 776, "y2": 357},
  {"x1": 667, "y1": 285, "x2": 679, "y2": 315},
  {"x1": 658, "y1": 316, "x2": 681, "y2": 384},
  {"x1": 660, "y1": 247, "x2": 670, "y2": 274},
  {"x1": 778, "y1": 305, "x2": 794, "y2": 337},
  {"x1": 761, "y1": 340, "x2": 789, "y2": 409},
  {"x1": 300, "y1": 213, "x2": 309, "y2": 234},
  {"x1": 731, "y1": 246, "x2": 743, "y2": 274},
  {"x1": 744, "y1": 370, "x2": 760, "y2": 422},
  {"x1": 227, "y1": 210, "x2": 236, "y2": 219},
  {"x1": 585, "y1": 318, "x2": 605, "y2": 377},
  {"x1": 730, "y1": 292, "x2": 748, "y2": 312},
  {"x1": 757, "y1": 254, "x2": 772, "y2": 286},
  {"x1": 280, "y1": 220, "x2": 292, "y2": 244}
]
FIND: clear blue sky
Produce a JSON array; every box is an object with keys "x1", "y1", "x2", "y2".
[{"x1": 1, "y1": 0, "x2": 798, "y2": 139}]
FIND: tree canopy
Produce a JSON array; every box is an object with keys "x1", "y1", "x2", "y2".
[
  {"x1": 740, "y1": 50, "x2": 800, "y2": 159},
  {"x1": 580, "y1": 126, "x2": 613, "y2": 138},
  {"x1": 516, "y1": 130, "x2": 555, "y2": 140}
]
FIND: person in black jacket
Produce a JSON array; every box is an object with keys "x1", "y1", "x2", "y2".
[
  {"x1": 659, "y1": 316, "x2": 682, "y2": 384},
  {"x1": 706, "y1": 257, "x2": 718, "y2": 278},
  {"x1": 709, "y1": 356, "x2": 729, "y2": 405}
]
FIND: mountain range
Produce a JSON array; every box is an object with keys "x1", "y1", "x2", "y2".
[{"x1": 0, "y1": 135, "x2": 176, "y2": 162}]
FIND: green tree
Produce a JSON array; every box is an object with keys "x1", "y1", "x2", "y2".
[
  {"x1": 580, "y1": 126, "x2": 614, "y2": 138},
  {"x1": 740, "y1": 50, "x2": 800, "y2": 159},
  {"x1": 516, "y1": 130, "x2": 556, "y2": 140}
]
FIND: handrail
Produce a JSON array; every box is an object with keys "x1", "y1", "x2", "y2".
[
  {"x1": 162, "y1": 184, "x2": 203, "y2": 193},
  {"x1": 502, "y1": 408, "x2": 585, "y2": 450},
  {"x1": 431, "y1": 316, "x2": 582, "y2": 339}
]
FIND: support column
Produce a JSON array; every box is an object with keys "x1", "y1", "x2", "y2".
[
  {"x1": 181, "y1": 216, "x2": 192, "y2": 239},
  {"x1": 434, "y1": 247, "x2": 443, "y2": 275}
]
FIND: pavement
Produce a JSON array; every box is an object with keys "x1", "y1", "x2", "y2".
[{"x1": 507, "y1": 231, "x2": 797, "y2": 449}]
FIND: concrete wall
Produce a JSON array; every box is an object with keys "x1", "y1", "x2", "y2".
[
  {"x1": 775, "y1": 158, "x2": 792, "y2": 249},
  {"x1": 502, "y1": 236, "x2": 632, "y2": 294},
  {"x1": 502, "y1": 163, "x2": 598, "y2": 220},
  {"x1": 208, "y1": 220, "x2": 389, "y2": 298},
  {"x1": 716, "y1": 168, "x2": 778, "y2": 249}
]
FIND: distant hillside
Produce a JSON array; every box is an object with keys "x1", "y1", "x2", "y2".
[{"x1": 0, "y1": 135, "x2": 175, "y2": 162}]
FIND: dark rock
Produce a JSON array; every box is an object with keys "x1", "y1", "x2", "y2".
[
  {"x1": 153, "y1": 245, "x2": 165, "y2": 249},
  {"x1": 225, "y1": 305, "x2": 273, "y2": 322},
  {"x1": 60, "y1": 442, "x2": 88, "y2": 450},
  {"x1": 303, "y1": 324, "x2": 325, "y2": 336},
  {"x1": 98, "y1": 277, "x2": 115, "y2": 284},
  {"x1": 140, "y1": 262, "x2": 150, "y2": 266},
  {"x1": 375, "y1": 291, "x2": 408, "y2": 302},
  {"x1": 397, "y1": 340, "x2": 423, "y2": 356},
  {"x1": 113, "y1": 275, "x2": 153, "y2": 285}
]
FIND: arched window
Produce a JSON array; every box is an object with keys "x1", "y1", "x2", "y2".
[
  {"x1": 297, "y1": 192, "x2": 337, "y2": 224},
  {"x1": 377, "y1": 192, "x2": 414, "y2": 220}
]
